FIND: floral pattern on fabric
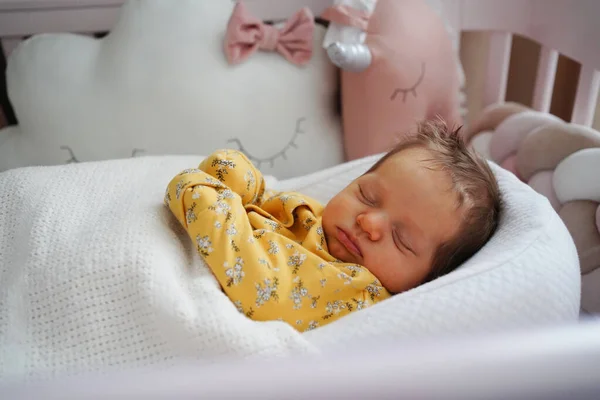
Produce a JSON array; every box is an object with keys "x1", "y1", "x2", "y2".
[{"x1": 165, "y1": 149, "x2": 391, "y2": 332}]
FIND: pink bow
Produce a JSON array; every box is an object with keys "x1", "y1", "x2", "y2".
[{"x1": 224, "y1": 1, "x2": 314, "y2": 66}]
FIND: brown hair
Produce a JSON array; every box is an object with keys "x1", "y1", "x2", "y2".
[{"x1": 367, "y1": 119, "x2": 501, "y2": 283}]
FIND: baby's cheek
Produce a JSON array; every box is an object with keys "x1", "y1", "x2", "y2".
[
  {"x1": 336, "y1": 195, "x2": 358, "y2": 216},
  {"x1": 324, "y1": 197, "x2": 344, "y2": 221},
  {"x1": 374, "y1": 251, "x2": 408, "y2": 291}
]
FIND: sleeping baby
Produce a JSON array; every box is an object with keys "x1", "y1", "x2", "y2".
[{"x1": 164, "y1": 120, "x2": 501, "y2": 332}]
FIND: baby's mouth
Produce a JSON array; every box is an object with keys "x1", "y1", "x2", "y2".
[{"x1": 336, "y1": 228, "x2": 362, "y2": 259}]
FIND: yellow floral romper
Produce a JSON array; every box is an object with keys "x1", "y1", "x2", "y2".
[{"x1": 165, "y1": 149, "x2": 391, "y2": 332}]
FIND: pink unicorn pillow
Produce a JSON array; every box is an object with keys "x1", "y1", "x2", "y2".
[{"x1": 322, "y1": 0, "x2": 463, "y2": 160}]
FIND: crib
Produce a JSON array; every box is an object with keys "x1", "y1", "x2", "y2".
[{"x1": 1, "y1": 0, "x2": 599, "y2": 398}]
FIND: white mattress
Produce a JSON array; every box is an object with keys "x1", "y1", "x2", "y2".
[{"x1": 0, "y1": 154, "x2": 581, "y2": 382}]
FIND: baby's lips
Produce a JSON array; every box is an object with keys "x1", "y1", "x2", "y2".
[{"x1": 338, "y1": 227, "x2": 362, "y2": 258}]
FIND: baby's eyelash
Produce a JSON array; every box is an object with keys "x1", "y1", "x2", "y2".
[
  {"x1": 392, "y1": 231, "x2": 403, "y2": 251},
  {"x1": 358, "y1": 185, "x2": 375, "y2": 205},
  {"x1": 390, "y1": 62, "x2": 426, "y2": 102},
  {"x1": 395, "y1": 230, "x2": 415, "y2": 255}
]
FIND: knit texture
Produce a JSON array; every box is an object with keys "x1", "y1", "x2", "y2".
[
  {"x1": 0, "y1": 156, "x2": 316, "y2": 383},
  {"x1": 0, "y1": 154, "x2": 581, "y2": 383}
]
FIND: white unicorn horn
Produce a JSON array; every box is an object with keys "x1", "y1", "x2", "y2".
[{"x1": 326, "y1": 42, "x2": 372, "y2": 73}]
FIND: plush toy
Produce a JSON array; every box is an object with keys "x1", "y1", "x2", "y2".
[
  {"x1": 320, "y1": 0, "x2": 464, "y2": 160},
  {"x1": 0, "y1": 0, "x2": 343, "y2": 179},
  {"x1": 468, "y1": 102, "x2": 600, "y2": 314}
]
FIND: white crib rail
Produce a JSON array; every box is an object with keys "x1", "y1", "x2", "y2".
[{"x1": 3, "y1": 320, "x2": 600, "y2": 399}]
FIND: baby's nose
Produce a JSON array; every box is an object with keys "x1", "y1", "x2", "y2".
[{"x1": 357, "y1": 212, "x2": 384, "y2": 241}]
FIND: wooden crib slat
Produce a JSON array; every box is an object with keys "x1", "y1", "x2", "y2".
[
  {"x1": 532, "y1": 47, "x2": 559, "y2": 113},
  {"x1": 571, "y1": 66, "x2": 600, "y2": 127},
  {"x1": 1, "y1": 37, "x2": 23, "y2": 59},
  {"x1": 483, "y1": 32, "x2": 512, "y2": 107}
]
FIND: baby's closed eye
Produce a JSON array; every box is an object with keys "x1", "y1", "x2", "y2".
[
  {"x1": 358, "y1": 184, "x2": 376, "y2": 206},
  {"x1": 393, "y1": 229, "x2": 415, "y2": 255}
]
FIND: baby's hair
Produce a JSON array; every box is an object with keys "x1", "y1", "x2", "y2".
[{"x1": 367, "y1": 119, "x2": 501, "y2": 283}]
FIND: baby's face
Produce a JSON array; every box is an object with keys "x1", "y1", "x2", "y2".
[{"x1": 322, "y1": 147, "x2": 462, "y2": 293}]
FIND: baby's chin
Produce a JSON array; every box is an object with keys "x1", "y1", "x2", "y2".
[{"x1": 329, "y1": 242, "x2": 347, "y2": 262}]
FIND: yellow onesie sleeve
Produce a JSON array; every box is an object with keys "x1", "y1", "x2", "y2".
[
  {"x1": 165, "y1": 149, "x2": 390, "y2": 332},
  {"x1": 197, "y1": 149, "x2": 266, "y2": 205}
]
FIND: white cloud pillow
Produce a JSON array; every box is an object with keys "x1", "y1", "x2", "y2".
[{"x1": 2, "y1": 0, "x2": 343, "y2": 178}]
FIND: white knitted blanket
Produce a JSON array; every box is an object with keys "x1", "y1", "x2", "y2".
[
  {"x1": 0, "y1": 156, "x2": 315, "y2": 383},
  {"x1": 0, "y1": 153, "x2": 582, "y2": 384}
]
